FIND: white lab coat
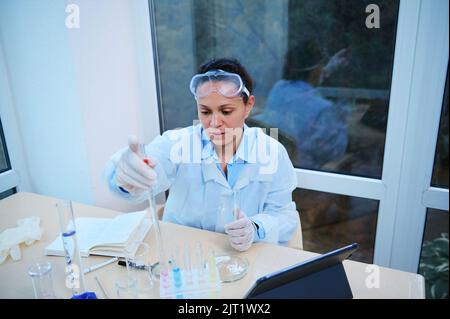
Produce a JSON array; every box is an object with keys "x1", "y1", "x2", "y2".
[{"x1": 105, "y1": 124, "x2": 298, "y2": 244}]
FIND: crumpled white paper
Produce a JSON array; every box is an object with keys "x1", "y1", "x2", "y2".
[{"x1": 0, "y1": 216, "x2": 43, "y2": 264}]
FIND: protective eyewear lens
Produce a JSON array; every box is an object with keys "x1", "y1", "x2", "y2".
[{"x1": 190, "y1": 70, "x2": 249, "y2": 99}]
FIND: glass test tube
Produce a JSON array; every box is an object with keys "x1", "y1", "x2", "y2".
[
  {"x1": 57, "y1": 200, "x2": 86, "y2": 296},
  {"x1": 184, "y1": 243, "x2": 193, "y2": 285},
  {"x1": 138, "y1": 142, "x2": 172, "y2": 297},
  {"x1": 140, "y1": 143, "x2": 169, "y2": 276},
  {"x1": 148, "y1": 187, "x2": 172, "y2": 291},
  {"x1": 195, "y1": 242, "x2": 206, "y2": 283},
  {"x1": 171, "y1": 246, "x2": 182, "y2": 289}
]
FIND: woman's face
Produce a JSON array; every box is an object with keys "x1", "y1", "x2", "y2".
[{"x1": 196, "y1": 81, "x2": 254, "y2": 147}]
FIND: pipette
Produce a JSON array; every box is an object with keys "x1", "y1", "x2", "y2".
[
  {"x1": 233, "y1": 189, "x2": 240, "y2": 220},
  {"x1": 128, "y1": 135, "x2": 169, "y2": 280}
]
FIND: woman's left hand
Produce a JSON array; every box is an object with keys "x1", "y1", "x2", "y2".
[{"x1": 224, "y1": 211, "x2": 255, "y2": 251}]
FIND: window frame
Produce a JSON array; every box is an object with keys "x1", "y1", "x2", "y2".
[
  {"x1": 147, "y1": 0, "x2": 449, "y2": 272},
  {"x1": 385, "y1": 0, "x2": 449, "y2": 272},
  {"x1": 0, "y1": 37, "x2": 31, "y2": 194}
]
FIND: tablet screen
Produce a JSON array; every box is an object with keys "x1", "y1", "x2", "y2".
[{"x1": 245, "y1": 243, "x2": 358, "y2": 299}]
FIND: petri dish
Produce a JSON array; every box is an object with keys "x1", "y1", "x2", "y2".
[{"x1": 215, "y1": 255, "x2": 249, "y2": 282}]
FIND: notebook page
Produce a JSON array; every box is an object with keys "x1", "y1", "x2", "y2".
[
  {"x1": 95, "y1": 210, "x2": 146, "y2": 245},
  {"x1": 90, "y1": 218, "x2": 152, "y2": 257},
  {"x1": 45, "y1": 217, "x2": 111, "y2": 256}
]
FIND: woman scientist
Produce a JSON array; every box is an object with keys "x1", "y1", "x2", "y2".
[{"x1": 105, "y1": 58, "x2": 298, "y2": 251}]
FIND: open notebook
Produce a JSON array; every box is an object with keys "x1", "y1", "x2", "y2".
[{"x1": 45, "y1": 210, "x2": 152, "y2": 258}]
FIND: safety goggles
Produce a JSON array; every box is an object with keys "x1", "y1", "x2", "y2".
[{"x1": 189, "y1": 70, "x2": 250, "y2": 99}]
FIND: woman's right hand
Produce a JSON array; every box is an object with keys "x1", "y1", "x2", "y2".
[{"x1": 115, "y1": 136, "x2": 157, "y2": 193}]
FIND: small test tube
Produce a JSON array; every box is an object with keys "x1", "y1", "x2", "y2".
[
  {"x1": 184, "y1": 243, "x2": 193, "y2": 285},
  {"x1": 169, "y1": 248, "x2": 184, "y2": 299},
  {"x1": 171, "y1": 248, "x2": 183, "y2": 288},
  {"x1": 160, "y1": 266, "x2": 171, "y2": 291},
  {"x1": 195, "y1": 242, "x2": 206, "y2": 284},
  {"x1": 159, "y1": 249, "x2": 171, "y2": 293}
]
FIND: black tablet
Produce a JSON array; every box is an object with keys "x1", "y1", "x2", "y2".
[{"x1": 244, "y1": 243, "x2": 359, "y2": 299}]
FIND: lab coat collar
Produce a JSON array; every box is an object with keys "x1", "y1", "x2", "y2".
[
  {"x1": 201, "y1": 161, "x2": 264, "y2": 190},
  {"x1": 201, "y1": 161, "x2": 229, "y2": 188},
  {"x1": 201, "y1": 158, "x2": 272, "y2": 190},
  {"x1": 198, "y1": 124, "x2": 271, "y2": 190}
]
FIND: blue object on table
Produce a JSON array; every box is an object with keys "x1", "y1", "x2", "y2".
[{"x1": 71, "y1": 292, "x2": 97, "y2": 299}]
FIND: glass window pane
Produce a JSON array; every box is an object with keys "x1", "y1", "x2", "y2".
[
  {"x1": 0, "y1": 118, "x2": 11, "y2": 174},
  {"x1": 0, "y1": 188, "x2": 16, "y2": 200},
  {"x1": 152, "y1": 0, "x2": 399, "y2": 178},
  {"x1": 431, "y1": 69, "x2": 449, "y2": 188},
  {"x1": 418, "y1": 209, "x2": 449, "y2": 299},
  {"x1": 293, "y1": 188, "x2": 378, "y2": 263}
]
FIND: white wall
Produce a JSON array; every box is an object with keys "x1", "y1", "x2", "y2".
[{"x1": 0, "y1": 0, "x2": 160, "y2": 211}]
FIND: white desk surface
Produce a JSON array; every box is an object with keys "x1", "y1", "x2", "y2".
[{"x1": 0, "y1": 192, "x2": 425, "y2": 299}]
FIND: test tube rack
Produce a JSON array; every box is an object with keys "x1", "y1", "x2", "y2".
[{"x1": 159, "y1": 262, "x2": 221, "y2": 299}]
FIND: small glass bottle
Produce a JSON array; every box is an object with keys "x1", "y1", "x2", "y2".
[{"x1": 56, "y1": 200, "x2": 86, "y2": 296}]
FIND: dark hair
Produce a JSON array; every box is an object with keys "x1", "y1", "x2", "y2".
[{"x1": 197, "y1": 58, "x2": 253, "y2": 104}]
